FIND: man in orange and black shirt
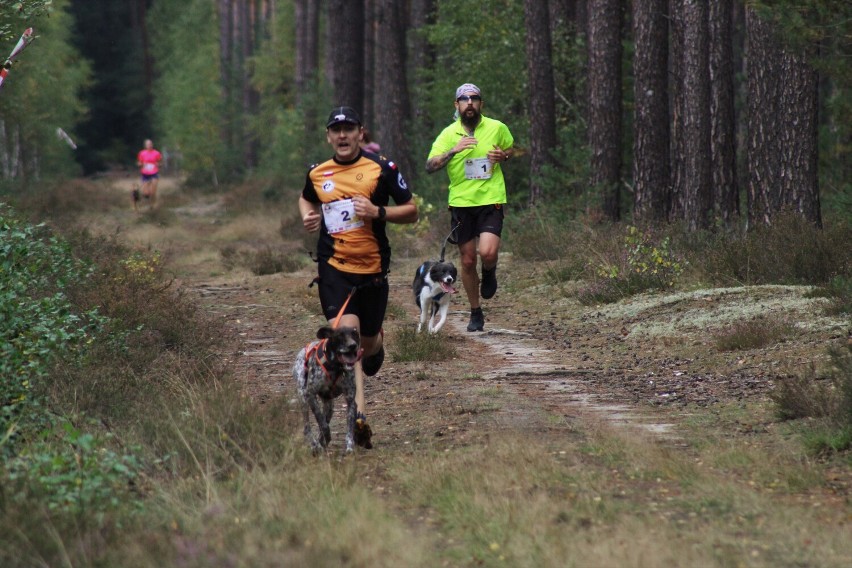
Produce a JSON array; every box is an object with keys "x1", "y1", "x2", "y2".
[{"x1": 299, "y1": 106, "x2": 418, "y2": 446}]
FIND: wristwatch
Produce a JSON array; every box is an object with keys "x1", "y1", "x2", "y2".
[{"x1": 378, "y1": 206, "x2": 386, "y2": 220}]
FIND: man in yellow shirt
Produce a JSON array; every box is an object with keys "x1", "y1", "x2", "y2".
[{"x1": 426, "y1": 83, "x2": 514, "y2": 332}]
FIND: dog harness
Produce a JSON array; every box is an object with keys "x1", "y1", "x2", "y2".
[{"x1": 304, "y1": 339, "x2": 334, "y2": 382}]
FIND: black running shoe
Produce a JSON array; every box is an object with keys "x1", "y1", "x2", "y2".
[
  {"x1": 362, "y1": 345, "x2": 384, "y2": 376},
  {"x1": 467, "y1": 307, "x2": 485, "y2": 332},
  {"x1": 480, "y1": 266, "x2": 498, "y2": 299},
  {"x1": 354, "y1": 412, "x2": 373, "y2": 449}
]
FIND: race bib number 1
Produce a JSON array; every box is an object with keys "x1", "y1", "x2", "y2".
[
  {"x1": 464, "y1": 157, "x2": 492, "y2": 180},
  {"x1": 322, "y1": 198, "x2": 364, "y2": 234},
  {"x1": 142, "y1": 163, "x2": 156, "y2": 173}
]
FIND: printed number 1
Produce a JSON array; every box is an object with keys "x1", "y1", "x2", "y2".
[{"x1": 481, "y1": 164, "x2": 487, "y2": 172}]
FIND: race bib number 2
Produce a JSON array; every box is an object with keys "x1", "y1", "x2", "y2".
[
  {"x1": 322, "y1": 198, "x2": 364, "y2": 234},
  {"x1": 142, "y1": 163, "x2": 156, "y2": 173},
  {"x1": 464, "y1": 157, "x2": 492, "y2": 180}
]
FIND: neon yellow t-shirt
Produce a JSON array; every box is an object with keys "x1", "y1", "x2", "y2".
[{"x1": 428, "y1": 115, "x2": 514, "y2": 207}]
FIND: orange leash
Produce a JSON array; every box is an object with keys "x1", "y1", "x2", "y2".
[{"x1": 331, "y1": 287, "x2": 356, "y2": 329}]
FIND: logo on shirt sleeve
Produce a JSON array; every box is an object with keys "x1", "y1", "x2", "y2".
[{"x1": 397, "y1": 173, "x2": 408, "y2": 190}]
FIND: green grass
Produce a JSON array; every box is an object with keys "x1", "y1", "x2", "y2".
[{"x1": 390, "y1": 325, "x2": 457, "y2": 362}]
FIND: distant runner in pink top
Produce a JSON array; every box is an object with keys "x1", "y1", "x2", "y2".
[{"x1": 136, "y1": 139, "x2": 162, "y2": 209}]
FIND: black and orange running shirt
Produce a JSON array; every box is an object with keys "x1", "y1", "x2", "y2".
[{"x1": 302, "y1": 151, "x2": 413, "y2": 275}]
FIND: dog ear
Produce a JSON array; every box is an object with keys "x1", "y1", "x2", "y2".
[{"x1": 317, "y1": 326, "x2": 334, "y2": 340}]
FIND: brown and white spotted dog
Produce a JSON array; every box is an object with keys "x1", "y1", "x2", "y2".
[{"x1": 292, "y1": 325, "x2": 362, "y2": 453}]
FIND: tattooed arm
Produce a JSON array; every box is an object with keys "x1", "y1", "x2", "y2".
[{"x1": 425, "y1": 134, "x2": 478, "y2": 174}]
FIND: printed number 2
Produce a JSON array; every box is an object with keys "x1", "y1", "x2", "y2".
[{"x1": 341, "y1": 210, "x2": 350, "y2": 221}]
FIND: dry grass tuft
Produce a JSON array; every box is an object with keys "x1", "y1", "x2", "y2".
[
  {"x1": 220, "y1": 244, "x2": 306, "y2": 275},
  {"x1": 391, "y1": 325, "x2": 457, "y2": 362},
  {"x1": 712, "y1": 316, "x2": 796, "y2": 351}
]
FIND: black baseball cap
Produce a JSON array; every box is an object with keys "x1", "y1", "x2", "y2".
[{"x1": 326, "y1": 106, "x2": 362, "y2": 128}]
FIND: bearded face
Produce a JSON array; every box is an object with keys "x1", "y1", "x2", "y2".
[{"x1": 455, "y1": 94, "x2": 482, "y2": 128}]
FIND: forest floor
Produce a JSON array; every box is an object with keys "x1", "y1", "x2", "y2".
[{"x1": 73, "y1": 173, "x2": 851, "y2": 566}]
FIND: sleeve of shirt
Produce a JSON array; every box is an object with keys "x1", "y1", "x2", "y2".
[
  {"x1": 378, "y1": 160, "x2": 413, "y2": 205},
  {"x1": 301, "y1": 170, "x2": 320, "y2": 203},
  {"x1": 499, "y1": 123, "x2": 514, "y2": 150},
  {"x1": 427, "y1": 126, "x2": 454, "y2": 159}
]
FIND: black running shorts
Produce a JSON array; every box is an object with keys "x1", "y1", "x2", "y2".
[
  {"x1": 449, "y1": 204, "x2": 505, "y2": 245},
  {"x1": 317, "y1": 260, "x2": 388, "y2": 337}
]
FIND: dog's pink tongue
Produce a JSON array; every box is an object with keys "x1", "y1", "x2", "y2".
[{"x1": 442, "y1": 282, "x2": 457, "y2": 294}]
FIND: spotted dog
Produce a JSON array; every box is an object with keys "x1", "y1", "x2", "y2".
[
  {"x1": 413, "y1": 260, "x2": 458, "y2": 333},
  {"x1": 293, "y1": 326, "x2": 362, "y2": 453}
]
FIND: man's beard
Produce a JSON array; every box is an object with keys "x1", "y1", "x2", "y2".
[{"x1": 460, "y1": 108, "x2": 480, "y2": 129}]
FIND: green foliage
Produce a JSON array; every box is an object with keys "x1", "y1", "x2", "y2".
[
  {"x1": 0, "y1": 205, "x2": 107, "y2": 456},
  {"x1": 806, "y1": 275, "x2": 852, "y2": 316},
  {"x1": 149, "y1": 0, "x2": 228, "y2": 183},
  {"x1": 0, "y1": 0, "x2": 89, "y2": 185},
  {"x1": 249, "y1": 0, "x2": 331, "y2": 185},
  {"x1": 579, "y1": 226, "x2": 686, "y2": 305},
  {"x1": 0, "y1": 0, "x2": 50, "y2": 43},
  {"x1": 773, "y1": 340, "x2": 852, "y2": 453},
  {"x1": 5, "y1": 421, "x2": 141, "y2": 519},
  {"x1": 259, "y1": 101, "x2": 333, "y2": 189},
  {"x1": 686, "y1": 214, "x2": 852, "y2": 286}
]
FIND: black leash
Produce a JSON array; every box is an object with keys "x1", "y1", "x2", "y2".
[{"x1": 439, "y1": 221, "x2": 462, "y2": 262}]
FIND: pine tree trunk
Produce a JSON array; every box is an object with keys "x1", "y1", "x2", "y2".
[
  {"x1": 218, "y1": 0, "x2": 234, "y2": 115},
  {"x1": 745, "y1": 8, "x2": 821, "y2": 227},
  {"x1": 131, "y1": 0, "x2": 154, "y2": 111},
  {"x1": 524, "y1": 0, "x2": 557, "y2": 206},
  {"x1": 632, "y1": 0, "x2": 670, "y2": 223},
  {"x1": 363, "y1": 0, "x2": 376, "y2": 129},
  {"x1": 668, "y1": 0, "x2": 685, "y2": 220},
  {"x1": 709, "y1": 0, "x2": 739, "y2": 222},
  {"x1": 327, "y1": 0, "x2": 365, "y2": 112},
  {"x1": 745, "y1": 8, "x2": 779, "y2": 227},
  {"x1": 778, "y1": 50, "x2": 821, "y2": 226},
  {"x1": 295, "y1": 0, "x2": 320, "y2": 135},
  {"x1": 680, "y1": 0, "x2": 712, "y2": 230},
  {"x1": 374, "y1": 0, "x2": 412, "y2": 175},
  {"x1": 587, "y1": 0, "x2": 623, "y2": 221}
]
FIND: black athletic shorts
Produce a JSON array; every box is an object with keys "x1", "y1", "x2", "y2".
[
  {"x1": 449, "y1": 204, "x2": 505, "y2": 245},
  {"x1": 317, "y1": 260, "x2": 388, "y2": 337}
]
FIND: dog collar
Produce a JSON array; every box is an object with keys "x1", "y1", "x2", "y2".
[{"x1": 432, "y1": 291, "x2": 445, "y2": 302}]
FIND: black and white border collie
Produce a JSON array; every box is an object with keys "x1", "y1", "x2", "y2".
[{"x1": 413, "y1": 260, "x2": 458, "y2": 333}]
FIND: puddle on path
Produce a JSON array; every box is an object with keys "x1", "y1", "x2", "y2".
[{"x1": 449, "y1": 314, "x2": 678, "y2": 439}]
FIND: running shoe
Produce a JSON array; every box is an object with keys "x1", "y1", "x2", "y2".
[
  {"x1": 480, "y1": 266, "x2": 498, "y2": 299},
  {"x1": 467, "y1": 307, "x2": 485, "y2": 332}
]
